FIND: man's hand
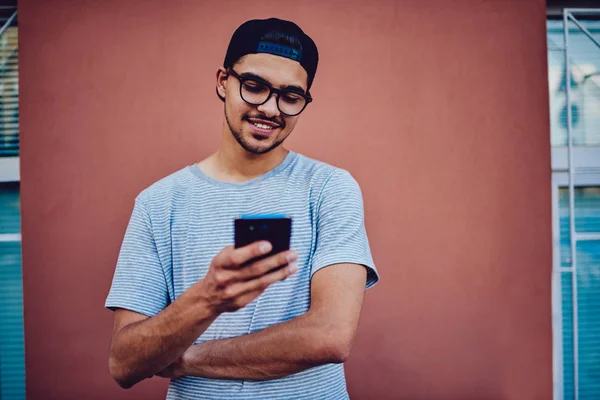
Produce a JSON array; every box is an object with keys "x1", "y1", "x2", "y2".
[
  {"x1": 154, "y1": 243, "x2": 299, "y2": 381},
  {"x1": 196, "y1": 241, "x2": 299, "y2": 314},
  {"x1": 109, "y1": 241, "x2": 298, "y2": 388},
  {"x1": 154, "y1": 263, "x2": 368, "y2": 381},
  {"x1": 156, "y1": 355, "x2": 185, "y2": 379}
]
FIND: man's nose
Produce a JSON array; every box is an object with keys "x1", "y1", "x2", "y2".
[{"x1": 256, "y1": 93, "x2": 281, "y2": 118}]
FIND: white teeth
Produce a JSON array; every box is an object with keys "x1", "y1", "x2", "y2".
[{"x1": 252, "y1": 122, "x2": 274, "y2": 130}]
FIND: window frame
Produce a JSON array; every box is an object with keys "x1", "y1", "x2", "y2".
[{"x1": 551, "y1": 171, "x2": 600, "y2": 400}]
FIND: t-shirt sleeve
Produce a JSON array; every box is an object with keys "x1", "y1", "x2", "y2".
[
  {"x1": 311, "y1": 169, "x2": 380, "y2": 289},
  {"x1": 105, "y1": 196, "x2": 170, "y2": 317}
]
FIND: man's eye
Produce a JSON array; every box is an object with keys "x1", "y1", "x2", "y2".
[
  {"x1": 281, "y1": 93, "x2": 302, "y2": 104},
  {"x1": 243, "y1": 81, "x2": 268, "y2": 93}
]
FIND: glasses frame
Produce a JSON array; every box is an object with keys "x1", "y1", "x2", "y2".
[{"x1": 228, "y1": 68, "x2": 313, "y2": 117}]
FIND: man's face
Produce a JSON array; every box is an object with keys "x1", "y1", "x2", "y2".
[{"x1": 218, "y1": 53, "x2": 309, "y2": 155}]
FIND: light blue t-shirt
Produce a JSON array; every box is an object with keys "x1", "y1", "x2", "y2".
[{"x1": 105, "y1": 151, "x2": 379, "y2": 400}]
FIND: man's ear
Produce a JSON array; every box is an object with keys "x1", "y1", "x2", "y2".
[{"x1": 216, "y1": 67, "x2": 228, "y2": 102}]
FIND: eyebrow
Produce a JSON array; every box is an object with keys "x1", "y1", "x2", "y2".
[{"x1": 239, "y1": 72, "x2": 307, "y2": 95}]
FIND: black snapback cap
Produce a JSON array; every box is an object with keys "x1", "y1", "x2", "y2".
[{"x1": 223, "y1": 18, "x2": 319, "y2": 90}]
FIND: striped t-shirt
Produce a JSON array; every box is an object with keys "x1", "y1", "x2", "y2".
[{"x1": 105, "y1": 151, "x2": 380, "y2": 400}]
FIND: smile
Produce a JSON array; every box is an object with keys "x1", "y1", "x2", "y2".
[
  {"x1": 246, "y1": 117, "x2": 281, "y2": 137},
  {"x1": 251, "y1": 122, "x2": 275, "y2": 130}
]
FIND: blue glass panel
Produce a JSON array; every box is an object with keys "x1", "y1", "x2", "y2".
[
  {"x1": 0, "y1": 182, "x2": 20, "y2": 234},
  {"x1": 0, "y1": 241, "x2": 25, "y2": 400}
]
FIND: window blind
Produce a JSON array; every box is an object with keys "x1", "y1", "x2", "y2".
[{"x1": 0, "y1": 9, "x2": 18, "y2": 158}]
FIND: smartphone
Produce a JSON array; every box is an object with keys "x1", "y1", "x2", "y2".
[{"x1": 234, "y1": 214, "x2": 292, "y2": 265}]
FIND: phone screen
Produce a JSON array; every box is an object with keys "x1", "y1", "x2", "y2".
[{"x1": 234, "y1": 215, "x2": 292, "y2": 264}]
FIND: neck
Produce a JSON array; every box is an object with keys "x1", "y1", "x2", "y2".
[{"x1": 214, "y1": 143, "x2": 289, "y2": 181}]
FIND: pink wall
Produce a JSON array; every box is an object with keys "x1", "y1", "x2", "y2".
[{"x1": 19, "y1": 0, "x2": 552, "y2": 399}]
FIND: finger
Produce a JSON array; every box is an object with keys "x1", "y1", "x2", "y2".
[
  {"x1": 211, "y1": 248, "x2": 295, "y2": 288},
  {"x1": 213, "y1": 242, "x2": 272, "y2": 269},
  {"x1": 215, "y1": 250, "x2": 297, "y2": 285},
  {"x1": 236, "y1": 250, "x2": 298, "y2": 281},
  {"x1": 224, "y1": 261, "x2": 298, "y2": 300}
]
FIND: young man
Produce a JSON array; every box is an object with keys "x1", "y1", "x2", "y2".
[{"x1": 106, "y1": 18, "x2": 379, "y2": 400}]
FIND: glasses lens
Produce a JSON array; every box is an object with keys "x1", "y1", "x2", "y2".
[
  {"x1": 239, "y1": 77, "x2": 307, "y2": 116},
  {"x1": 240, "y1": 80, "x2": 270, "y2": 105},
  {"x1": 278, "y1": 92, "x2": 306, "y2": 116}
]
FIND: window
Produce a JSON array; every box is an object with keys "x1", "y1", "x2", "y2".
[
  {"x1": 0, "y1": 183, "x2": 24, "y2": 400},
  {"x1": 0, "y1": 5, "x2": 23, "y2": 400},
  {"x1": 553, "y1": 181, "x2": 600, "y2": 399},
  {"x1": 548, "y1": 10, "x2": 600, "y2": 400}
]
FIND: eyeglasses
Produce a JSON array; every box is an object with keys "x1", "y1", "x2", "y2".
[{"x1": 228, "y1": 68, "x2": 312, "y2": 117}]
